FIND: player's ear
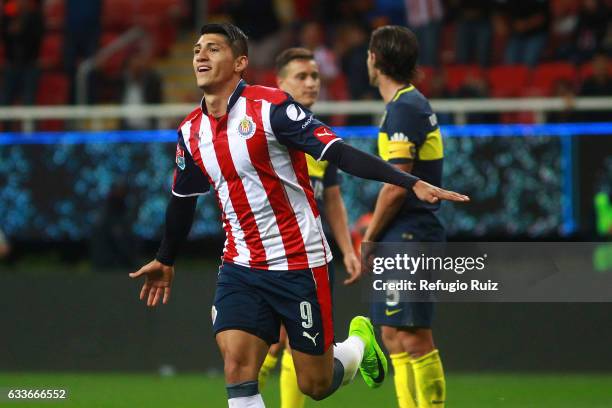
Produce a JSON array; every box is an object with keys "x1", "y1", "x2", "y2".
[
  {"x1": 234, "y1": 55, "x2": 248, "y2": 74},
  {"x1": 368, "y1": 50, "x2": 376, "y2": 65}
]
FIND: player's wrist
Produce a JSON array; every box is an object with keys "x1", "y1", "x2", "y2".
[{"x1": 154, "y1": 254, "x2": 174, "y2": 267}]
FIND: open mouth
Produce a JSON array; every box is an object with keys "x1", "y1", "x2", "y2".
[{"x1": 197, "y1": 66, "x2": 211, "y2": 73}]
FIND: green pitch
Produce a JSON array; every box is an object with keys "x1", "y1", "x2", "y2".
[{"x1": 1, "y1": 372, "x2": 611, "y2": 407}]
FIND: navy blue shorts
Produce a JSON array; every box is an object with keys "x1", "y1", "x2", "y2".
[
  {"x1": 212, "y1": 261, "x2": 334, "y2": 355},
  {"x1": 370, "y1": 212, "x2": 444, "y2": 328}
]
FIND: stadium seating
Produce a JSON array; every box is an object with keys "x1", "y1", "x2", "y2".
[
  {"x1": 39, "y1": 34, "x2": 63, "y2": 70},
  {"x1": 445, "y1": 65, "x2": 484, "y2": 93},
  {"x1": 579, "y1": 62, "x2": 612, "y2": 81},
  {"x1": 43, "y1": 0, "x2": 65, "y2": 32},
  {"x1": 414, "y1": 66, "x2": 434, "y2": 97},
  {"x1": 529, "y1": 62, "x2": 577, "y2": 95},
  {"x1": 488, "y1": 65, "x2": 530, "y2": 97}
]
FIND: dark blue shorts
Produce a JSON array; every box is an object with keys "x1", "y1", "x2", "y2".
[
  {"x1": 370, "y1": 212, "x2": 444, "y2": 328},
  {"x1": 212, "y1": 261, "x2": 334, "y2": 355}
]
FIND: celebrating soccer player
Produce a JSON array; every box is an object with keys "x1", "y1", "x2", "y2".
[
  {"x1": 129, "y1": 23, "x2": 467, "y2": 408},
  {"x1": 256, "y1": 47, "x2": 361, "y2": 408},
  {"x1": 363, "y1": 26, "x2": 448, "y2": 407}
]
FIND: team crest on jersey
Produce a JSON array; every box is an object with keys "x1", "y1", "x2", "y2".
[
  {"x1": 176, "y1": 145, "x2": 186, "y2": 170},
  {"x1": 237, "y1": 115, "x2": 256, "y2": 139}
]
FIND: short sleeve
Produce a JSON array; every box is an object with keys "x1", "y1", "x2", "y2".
[
  {"x1": 381, "y1": 102, "x2": 437, "y2": 164},
  {"x1": 322, "y1": 163, "x2": 339, "y2": 188},
  {"x1": 171, "y1": 130, "x2": 210, "y2": 197},
  {"x1": 269, "y1": 96, "x2": 341, "y2": 161}
]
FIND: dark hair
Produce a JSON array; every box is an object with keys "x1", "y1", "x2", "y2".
[
  {"x1": 200, "y1": 23, "x2": 249, "y2": 57},
  {"x1": 275, "y1": 47, "x2": 315, "y2": 74},
  {"x1": 369, "y1": 25, "x2": 418, "y2": 83}
]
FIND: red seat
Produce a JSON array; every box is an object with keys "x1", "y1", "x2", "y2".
[
  {"x1": 579, "y1": 62, "x2": 612, "y2": 81},
  {"x1": 99, "y1": 32, "x2": 130, "y2": 76},
  {"x1": 328, "y1": 73, "x2": 349, "y2": 101},
  {"x1": 102, "y1": 0, "x2": 135, "y2": 29},
  {"x1": 414, "y1": 66, "x2": 434, "y2": 97},
  {"x1": 39, "y1": 34, "x2": 63, "y2": 70},
  {"x1": 488, "y1": 65, "x2": 530, "y2": 97},
  {"x1": 257, "y1": 69, "x2": 277, "y2": 88},
  {"x1": 530, "y1": 62, "x2": 577, "y2": 95},
  {"x1": 44, "y1": 0, "x2": 65, "y2": 31},
  {"x1": 444, "y1": 65, "x2": 484, "y2": 93},
  {"x1": 36, "y1": 73, "x2": 69, "y2": 105}
]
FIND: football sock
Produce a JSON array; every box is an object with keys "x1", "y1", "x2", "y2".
[
  {"x1": 280, "y1": 349, "x2": 305, "y2": 408},
  {"x1": 412, "y1": 349, "x2": 446, "y2": 407},
  {"x1": 314, "y1": 335, "x2": 365, "y2": 400},
  {"x1": 258, "y1": 352, "x2": 279, "y2": 390},
  {"x1": 334, "y1": 335, "x2": 365, "y2": 385},
  {"x1": 227, "y1": 381, "x2": 264, "y2": 407},
  {"x1": 390, "y1": 352, "x2": 417, "y2": 408}
]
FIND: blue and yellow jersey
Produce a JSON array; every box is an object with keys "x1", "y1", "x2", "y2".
[
  {"x1": 306, "y1": 154, "x2": 338, "y2": 215},
  {"x1": 378, "y1": 85, "x2": 443, "y2": 214}
]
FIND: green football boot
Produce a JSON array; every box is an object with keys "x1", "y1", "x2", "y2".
[{"x1": 349, "y1": 316, "x2": 387, "y2": 388}]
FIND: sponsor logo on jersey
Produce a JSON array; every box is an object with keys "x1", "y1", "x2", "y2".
[
  {"x1": 429, "y1": 113, "x2": 438, "y2": 127},
  {"x1": 313, "y1": 126, "x2": 336, "y2": 144},
  {"x1": 301, "y1": 114, "x2": 314, "y2": 129},
  {"x1": 286, "y1": 103, "x2": 307, "y2": 121},
  {"x1": 389, "y1": 132, "x2": 410, "y2": 142},
  {"x1": 176, "y1": 145, "x2": 186, "y2": 170},
  {"x1": 385, "y1": 308, "x2": 402, "y2": 317},
  {"x1": 237, "y1": 115, "x2": 256, "y2": 139}
]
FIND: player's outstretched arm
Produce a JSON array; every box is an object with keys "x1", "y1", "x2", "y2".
[
  {"x1": 322, "y1": 141, "x2": 469, "y2": 203},
  {"x1": 129, "y1": 195, "x2": 197, "y2": 306}
]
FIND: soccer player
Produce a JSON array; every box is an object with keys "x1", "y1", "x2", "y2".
[
  {"x1": 129, "y1": 23, "x2": 467, "y2": 408},
  {"x1": 363, "y1": 26, "x2": 448, "y2": 407},
  {"x1": 256, "y1": 47, "x2": 361, "y2": 408}
]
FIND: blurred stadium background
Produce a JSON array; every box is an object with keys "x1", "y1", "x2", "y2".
[{"x1": 1, "y1": 0, "x2": 611, "y2": 407}]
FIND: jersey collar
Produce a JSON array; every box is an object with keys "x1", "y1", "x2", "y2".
[
  {"x1": 200, "y1": 79, "x2": 247, "y2": 116},
  {"x1": 392, "y1": 84, "x2": 415, "y2": 102}
]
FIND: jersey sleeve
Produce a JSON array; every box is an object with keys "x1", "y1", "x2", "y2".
[
  {"x1": 269, "y1": 96, "x2": 341, "y2": 161},
  {"x1": 171, "y1": 130, "x2": 210, "y2": 197},
  {"x1": 381, "y1": 102, "x2": 435, "y2": 164},
  {"x1": 322, "y1": 163, "x2": 339, "y2": 188}
]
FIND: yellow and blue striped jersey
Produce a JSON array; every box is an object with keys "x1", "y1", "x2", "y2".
[{"x1": 378, "y1": 85, "x2": 443, "y2": 213}]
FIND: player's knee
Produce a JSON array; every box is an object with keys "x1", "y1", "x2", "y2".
[
  {"x1": 223, "y1": 353, "x2": 254, "y2": 383},
  {"x1": 298, "y1": 375, "x2": 332, "y2": 401},
  {"x1": 397, "y1": 330, "x2": 434, "y2": 358},
  {"x1": 380, "y1": 326, "x2": 403, "y2": 353}
]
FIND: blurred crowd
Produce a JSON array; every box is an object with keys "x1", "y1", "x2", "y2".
[{"x1": 0, "y1": 0, "x2": 611, "y2": 121}]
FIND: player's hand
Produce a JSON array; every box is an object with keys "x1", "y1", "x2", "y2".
[
  {"x1": 359, "y1": 240, "x2": 377, "y2": 277},
  {"x1": 343, "y1": 252, "x2": 362, "y2": 285},
  {"x1": 413, "y1": 180, "x2": 470, "y2": 204},
  {"x1": 129, "y1": 259, "x2": 175, "y2": 307}
]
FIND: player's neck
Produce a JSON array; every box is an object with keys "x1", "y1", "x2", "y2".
[
  {"x1": 202, "y1": 78, "x2": 242, "y2": 118},
  {"x1": 378, "y1": 76, "x2": 410, "y2": 104}
]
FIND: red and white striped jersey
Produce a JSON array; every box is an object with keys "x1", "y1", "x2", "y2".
[{"x1": 171, "y1": 80, "x2": 341, "y2": 270}]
